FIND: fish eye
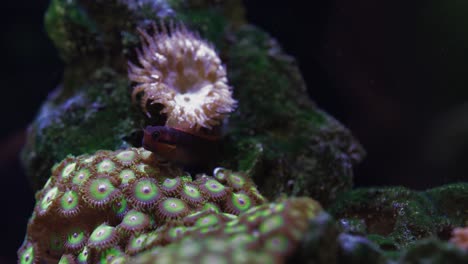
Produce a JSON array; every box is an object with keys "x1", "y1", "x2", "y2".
[{"x1": 152, "y1": 131, "x2": 160, "y2": 140}]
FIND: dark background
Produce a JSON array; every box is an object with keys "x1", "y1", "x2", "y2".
[{"x1": 2, "y1": 0, "x2": 468, "y2": 262}]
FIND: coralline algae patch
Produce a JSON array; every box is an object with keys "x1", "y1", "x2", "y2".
[{"x1": 17, "y1": 147, "x2": 322, "y2": 263}]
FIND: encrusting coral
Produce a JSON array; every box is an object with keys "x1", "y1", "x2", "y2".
[
  {"x1": 18, "y1": 147, "x2": 322, "y2": 263},
  {"x1": 132, "y1": 196, "x2": 322, "y2": 264},
  {"x1": 129, "y1": 22, "x2": 237, "y2": 132}
]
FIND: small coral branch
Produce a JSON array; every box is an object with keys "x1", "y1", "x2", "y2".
[{"x1": 129, "y1": 21, "x2": 237, "y2": 132}]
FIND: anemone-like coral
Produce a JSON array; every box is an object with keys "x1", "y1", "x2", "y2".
[
  {"x1": 117, "y1": 209, "x2": 151, "y2": 234},
  {"x1": 19, "y1": 147, "x2": 268, "y2": 263},
  {"x1": 157, "y1": 197, "x2": 190, "y2": 220},
  {"x1": 129, "y1": 22, "x2": 237, "y2": 131},
  {"x1": 87, "y1": 224, "x2": 120, "y2": 250},
  {"x1": 125, "y1": 177, "x2": 161, "y2": 211},
  {"x1": 17, "y1": 241, "x2": 39, "y2": 264},
  {"x1": 64, "y1": 227, "x2": 87, "y2": 253},
  {"x1": 58, "y1": 190, "x2": 81, "y2": 217}
]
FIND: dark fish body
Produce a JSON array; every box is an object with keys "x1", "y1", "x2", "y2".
[{"x1": 142, "y1": 126, "x2": 220, "y2": 166}]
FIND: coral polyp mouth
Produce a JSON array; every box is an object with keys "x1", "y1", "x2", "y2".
[{"x1": 129, "y1": 22, "x2": 237, "y2": 131}]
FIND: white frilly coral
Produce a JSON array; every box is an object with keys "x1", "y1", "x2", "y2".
[{"x1": 129, "y1": 22, "x2": 237, "y2": 131}]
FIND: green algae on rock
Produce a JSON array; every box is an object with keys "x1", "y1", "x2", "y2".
[
  {"x1": 331, "y1": 187, "x2": 437, "y2": 250},
  {"x1": 223, "y1": 25, "x2": 364, "y2": 206},
  {"x1": 337, "y1": 233, "x2": 387, "y2": 264},
  {"x1": 21, "y1": 69, "x2": 143, "y2": 190},
  {"x1": 399, "y1": 238, "x2": 468, "y2": 263},
  {"x1": 330, "y1": 183, "x2": 468, "y2": 256},
  {"x1": 426, "y1": 183, "x2": 468, "y2": 228}
]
